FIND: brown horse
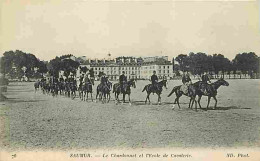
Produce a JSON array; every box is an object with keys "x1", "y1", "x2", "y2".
[
  {"x1": 168, "y1": 78, "x2": 229, "y2": 111},
  {"x1": 113, "y1": 79, "x2": 136, "y2": 105},
  {"x1": 193, "y1": 78, "x2": 229, "y2": 110},
  {"x1": 142, "y1": 79, "x2": 167, "y2": 105},
  {"x1": 167, "y1": 83, "x2": 198, "y2": 110}
]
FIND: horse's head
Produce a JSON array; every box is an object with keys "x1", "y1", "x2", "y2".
[
  {"x1": 160, "y1": 79, "x2": 167, "y2": 89},
  {"x1": 128, "y1": 79, "x2": 136, "y2": 88},
  {"x1": 218, "y1": 78, "x2": 229, "y2": 86}
]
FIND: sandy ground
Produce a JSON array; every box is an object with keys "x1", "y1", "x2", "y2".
[{"x1": 0, "y1": 79, "x2": 259, "y2": 150}]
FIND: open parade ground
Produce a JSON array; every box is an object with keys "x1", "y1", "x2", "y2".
[{"x1": 0, "y1": 79, "x2": 259, "y2": 150}]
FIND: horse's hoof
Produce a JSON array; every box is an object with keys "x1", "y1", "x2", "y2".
[
  {"x1": 129, "y1": 103, "x2": 132, "y2": 106},
  {"x1": 172, "y1": 104, "x2": 175, "y2": 110}
]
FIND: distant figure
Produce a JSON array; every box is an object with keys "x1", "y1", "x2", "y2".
[
  {"x1": 181, "y1": 71, "x2": 192, "y2": 95},
  {"x1": 151, "y1": 71, "x2": 158, "y2": 92},
  {"x1": 119, "y1": 71, "x2": 127, "y2": 92}
]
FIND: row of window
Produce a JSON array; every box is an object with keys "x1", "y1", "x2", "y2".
[
  {"x1": 141, "y1": 66, "x2": 170, "y2": 70},
  {"x1": 93, "y1": 66, "x2": 170, "y2": 71},
  {"x1": 94, "y1": 67, "x2": 141, "y2": 71}
]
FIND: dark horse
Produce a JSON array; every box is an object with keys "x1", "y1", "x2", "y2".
[
  {"x1": 113, "y1": 79, "x2": 136, "y2": 105},
  {"x1": 193, "y1": 78, "x2": 229, "y2": 110},
  {"x1": 96, "y1": 81, "x2": 112, "y2": 103},
  {"x1": 167, "y1": 83, "x2": 198, "y2": 110},
  {"x1": 34, "y1": 81, "x2": 40, "y2": 93},
  {"x1": 168, "y1": 78, "x2": 229, "y2": 111},
  {"x1": 142, "y1": 79, "x2": 167, "y2": 105},
  {"x1": 81, "y1": 81, "x2": 94, "y2": 101}
]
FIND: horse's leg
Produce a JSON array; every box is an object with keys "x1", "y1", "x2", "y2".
[
  {"x1": 128, "y1": 94, "x2": 131, "y2": 106},
  {"x1": 213, "y1": 96, "x2": 217, "y2": 109},
  {"x1": 96, "y1": 90, "x2": 99, "y2": 102},
  {"x1": 107, "y1": 93, "x2": 110, "y2": 103},
  {"x1": 147, "y1": 93, "x2": 151, "y2": 104},
  {"x1": 193, "y1": 97, "x2": 198, "y2": 111},
  {"x1": 145, "y1": 92, "x2": 148, "y2": 104},
  {"x1": 206, "y1": 96, "x2": 211, "y2": 110},
  {"x1": 188, "y1": 97, "x2": 192, "y2": 108},
  {"x1": 190, "y1": 96, "x2": 196, "y2": 110},
  {"x1": 86, "y1": 92, "x2": 89, "y2": 102},
  {"x1": 114, "y1": 92, "x2": 117, "y2": 104},
  {"x1": 157, "y1": 94, "x2": 161, "y2": 105},
  {"x1": 198, "y1": 95, "x2": 202, "y2": 109},
  {"x1": 176, "y1": 95, "x2": 181, "y2": 109},
  {"x1": 91, "y1": 92, "x2": 93, "y2": 102},
  {"x1": 123, "y1": 93, "x2": 126, "y2": 103}
]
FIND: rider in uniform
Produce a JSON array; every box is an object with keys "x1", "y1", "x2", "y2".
[
  {"x1": 201, "y1": 72, "x2": 211, "y2": 84},
  {"x1": 89, "y1": 68, "x2": 95, "y2": 85},
  {"x1": 151, "y1": 71, "x2": 158, "y2": 92},
  {"x1": 119, "y1": 71, "x2": 127, "y2": 92},
  {"x1": 181, "y1": 71, "x2": 192, "y2": 95},
  {"x1": 201, "y1": 72, "x2": 211, "y2": 95},
  {"x1": 100, "y1": 73, "x2": 107, "y2": 86}
]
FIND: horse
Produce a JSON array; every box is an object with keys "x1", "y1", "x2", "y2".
[
  {"x1": 167, "y1": 78, "x2": 229, "y2": 111},
  {"x1": 82, "y1": 81, "x2": 94, "y2": 101},
  {"x1": 34, "y1": 81, "x2": 40, "y2": 93},
  {"x1": 142, "y1": 79, "x2": 167, "y2": 105},
  {"x1": 96, "y1": 81, "x2": 112, "y2": 103},
  {"x1": 193, "y1": 78, "x2": 229, "y2": 110},
  {"x1": 58, "y1": 81, "x2": 65, "y2": 95},
  {"x1": 167, "y1": 83, "x2": 198, "y2": 110},
  {"x1": 69, "y1": 81, "x2": 77, "y2": 99},
  {"x1": 113, "y1": 79, "x2": 136, "y2": 105},
  {"x1": 51, "y1": 82, "x2": 59, "y2": 97}
]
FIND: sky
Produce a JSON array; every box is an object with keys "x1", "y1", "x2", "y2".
[{"x1": 0, "y1": 0, "x2": 259, "y2": 61}]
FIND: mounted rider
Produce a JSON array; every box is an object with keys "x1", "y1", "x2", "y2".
[
  {"x1": 201, "y1": 72, "x2": 211, "y2": 84},
  {"x1": 100, "y1": 73, "x2": 108, "y2": 86},
  {"x1": 151, "y1": 71, "x2": 159, "y2": 92},
  {"x1": 119, "y1": 71, "x2": 127, "y2": 92},
  {"x1": 200, "y1": 72, "x2": 211, "y2": 95},
  {"x1": 83, "y1": 73, "x2": 91, "y2": 85},
  {"x1": 89, "y1": 68, "x2": 95, "y2": 85},
  {"x1": 181, "y1": 71, "x2": 192, "y2": 95}
]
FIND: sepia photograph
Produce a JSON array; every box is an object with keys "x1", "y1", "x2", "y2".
[{"x1": 0, "y1": 0, "x2": 259, "y2": 161}]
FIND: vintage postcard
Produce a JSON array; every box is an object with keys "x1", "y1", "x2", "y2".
[{"x1": 0, "y1": 0, "x2": 259, "y2": 161}]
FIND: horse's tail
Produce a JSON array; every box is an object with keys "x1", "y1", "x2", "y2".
[
  {"x1": 142, "y1": 85, "x2": 147, "y2": 92},
  {"x1": 168, "y1": 86, "x2": 179, "y2": 97}
]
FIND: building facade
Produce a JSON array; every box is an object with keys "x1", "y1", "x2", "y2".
[{"x1": 75, "y1": 56, "x2": 175, "y2": 81}]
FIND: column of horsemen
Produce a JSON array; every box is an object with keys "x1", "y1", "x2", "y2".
[{"x1": 34, "y1": 70, "x2": 229, "y2": 110}]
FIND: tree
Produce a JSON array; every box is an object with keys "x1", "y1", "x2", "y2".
[
  {"x1": 175, "y1": 54, "x2": 189, "y2": 72},
  {"x1": 233, "y1": 52, "x2": 259, "y2": 78},
  {"x1": 48, "y1": 55, "x2": 80, "y2": 78},
  {"x1": 0, "y1": 50, "x2": 47, "y2": 79}
]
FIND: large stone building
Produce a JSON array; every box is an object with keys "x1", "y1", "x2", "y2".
[{"x1": 76, "y1": 56, "x2": 174, "y2": 80}]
